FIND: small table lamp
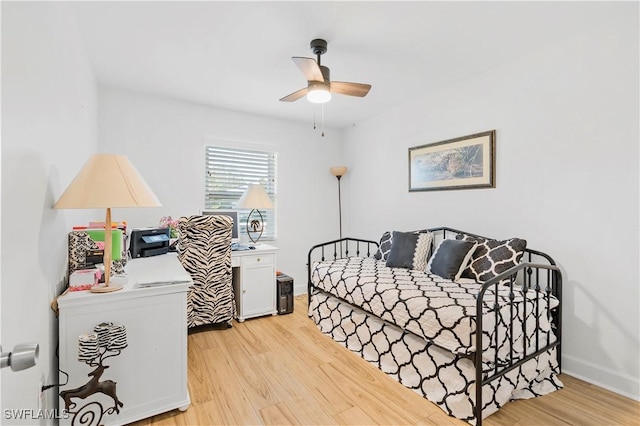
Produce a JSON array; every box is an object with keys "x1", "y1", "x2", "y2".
[
  {"x1": 54, "y1": 154, "x2": 161, "y2": 292},
  {"x1": 236, "y1": 183, "x2": 273, "y2": 245}
]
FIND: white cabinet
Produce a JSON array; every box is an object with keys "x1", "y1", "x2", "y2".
[
  {"x1": 232, "y1": 244, "x2": 278, "y2": 322},
  {"x1": 57, "y1": 254, "x2": 192, "y2": 425}
]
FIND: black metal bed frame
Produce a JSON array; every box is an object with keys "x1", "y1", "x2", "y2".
[{"x1": 307, "y1": 226, "x2": 562, "y2": 426}]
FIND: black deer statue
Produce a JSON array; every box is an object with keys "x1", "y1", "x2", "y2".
[{"x1": 60, "y1": 322, "x2": 127, "y2": 425}]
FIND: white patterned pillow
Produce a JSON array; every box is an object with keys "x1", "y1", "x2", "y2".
[
  {"x1": 373, "y1": 231, "x2": 393, "y2": 261},
  {"x1": 386, "y1": 231, "x2": 433, "y2": 270},
  {"x1": 456, "y1": 234, "x2": 527, "y2": 283}
]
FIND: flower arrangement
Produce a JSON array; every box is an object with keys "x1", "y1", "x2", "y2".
[{"x1": 159, "y1": 216, "x2": 179, "y2": 239}]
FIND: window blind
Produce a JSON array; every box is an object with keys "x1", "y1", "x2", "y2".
[{"x1": 204, "y1": 145, "x2": 277, "y2": 241}]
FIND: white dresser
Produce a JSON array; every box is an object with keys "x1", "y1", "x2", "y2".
[
  {"x1": 57, "y1": 254, "x2": 192, "y2": 425},
  {"x1": 231, "y1": 244, "x2": 278, "y2": 322}
]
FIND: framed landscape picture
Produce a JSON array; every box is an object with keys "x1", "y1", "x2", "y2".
[{"x1": 408, "y1": 130, "x2": 495, "y2": 192}]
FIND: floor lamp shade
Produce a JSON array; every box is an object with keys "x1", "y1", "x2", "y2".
[
  {"x1": 55, "y1": 154, "x2": 161, "y2": 292},
  {"x1": 330, "y1": 166, "x2": 347, "y2": 178}
]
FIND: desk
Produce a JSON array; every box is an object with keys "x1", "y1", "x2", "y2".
[
  {"x1": 57, "y1": 254, "x2": 192, "y2": 425},
  {"x1": 231, "y1": 244, "x2": 278, "y2": 322}
]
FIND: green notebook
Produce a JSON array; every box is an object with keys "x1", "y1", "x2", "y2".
[{"x1": 86, "y1": 229, "x2": 123, "y2": 260}]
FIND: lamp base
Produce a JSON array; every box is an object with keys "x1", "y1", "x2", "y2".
[
  {"x1": 246, "y1": 209, "x2": 265, "y2": 244},
  {"x1": 90, "y1": 284, "x2": 124, "y2": 293}
]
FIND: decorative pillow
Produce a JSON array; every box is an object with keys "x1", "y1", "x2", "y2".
[
  {"x1": 373, "y1": 231, "x2": 393, "y2": 261},
  {"x1": 456, "y1": 234, "x2": 527, "y2": 282},
  {"x1": 426, "y1": 239, "x2": 477, "y2": 281},
  {"x1": 385, "y1": 231, "x2": 433, "y2": 270}
]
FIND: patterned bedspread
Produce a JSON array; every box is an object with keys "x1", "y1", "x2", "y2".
[{"x1": 310, "y1": 257, "x2": 558, "y2": 361}]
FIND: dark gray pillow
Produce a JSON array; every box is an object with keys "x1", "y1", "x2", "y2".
[
  {"x1": 385, "y1": 231, "x2": 433, "y2": 270},
  {"x1": 426, "y1": 239, "x2": 477, "y2": 281}
]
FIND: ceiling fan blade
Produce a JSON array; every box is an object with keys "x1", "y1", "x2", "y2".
[
  {"x1": 279, "y1": 87, "x2": 308, "y2": 102},
  {"x1": 292, "y1": 57, "x2": 324, "y2": 82},
  {"x1": 331, "y1": 82, "x2": 372, "y2": 97}
]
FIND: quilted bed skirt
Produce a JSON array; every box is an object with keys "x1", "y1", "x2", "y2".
[{"x1": 309, "y1": 291, "x2": 563, "y2": 424}]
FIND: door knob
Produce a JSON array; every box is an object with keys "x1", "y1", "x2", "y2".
[{"x1": 0, "y1": 342, "x2": 39, "y2": 372}]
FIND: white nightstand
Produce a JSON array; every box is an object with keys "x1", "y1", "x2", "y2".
[{"x1": 231, "y1": 244, "x2": 278, "y2": 322}]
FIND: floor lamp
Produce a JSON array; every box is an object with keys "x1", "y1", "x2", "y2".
[
  {"x1": 55, "y1": 154, "x2": 161, "y2": 292},
  {"x1": 330, "y1": 166, "x2": 347, "y2": 239}
]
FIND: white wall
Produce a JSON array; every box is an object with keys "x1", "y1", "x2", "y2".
[
  {"x1": 98, "y1": 87, "x2": 343, "y2": 294},
  {"x1": 342, "y1": 4, "x2": 639, "y2": 399},
  {"x1": 1, "y1": 2, "x2": 98, "y2": 422}
]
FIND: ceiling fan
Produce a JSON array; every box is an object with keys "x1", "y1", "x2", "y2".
[{"x1": 280, "y1": 39, "x2": 372, "y2": 104}]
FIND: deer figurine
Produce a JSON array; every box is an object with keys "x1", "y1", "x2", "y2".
[
  {"x1": 60, "y1": 362, "x2": 123, "y2": 414},
  {"x1": 60, "y1": 322, "x2": 127, "y2": 423}
]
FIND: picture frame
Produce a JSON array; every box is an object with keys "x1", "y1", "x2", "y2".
[{"x1": 408, "y1": 130, "x2": 495, "y2": 192}]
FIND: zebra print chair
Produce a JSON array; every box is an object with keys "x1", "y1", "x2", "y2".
[{"x1": 177, "y1": 215, "x2": 235, "y2": 328}]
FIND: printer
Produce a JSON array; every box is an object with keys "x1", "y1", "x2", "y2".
[{"x1": 129, "y1": 228, "x2": 171, "y2": 258}]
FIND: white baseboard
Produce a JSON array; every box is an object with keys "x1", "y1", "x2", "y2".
[{"x1": 562, "y1": 354, "x2": 640, "y2": 401}]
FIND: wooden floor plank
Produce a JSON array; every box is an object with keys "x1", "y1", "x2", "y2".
[
  {"x1": 334, "y1": 405, "x2": 378, "y2": 425},
  {"x1": 200, "y1": 347, "x2": 264, "y2": 425},
  {"x1": 282, "y1": 397, "x2": 339, "y2": 426},
  {"x1": 248, "y1": 348, "x2": 354, "y2": 418},
  {"x1": 131, "y1": 295, "x2": 640, "y2": 426},
  {"x1": 319, "y1": 361, "x2": 425, "y2": 425},
  {"x1": 184, "y1": 341, "x2": 216, "y2": 405},
  {"x1": 259, "y1": 401, "x2": 301, "y2": 425}
]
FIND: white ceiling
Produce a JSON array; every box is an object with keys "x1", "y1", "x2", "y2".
[{"x1": 70, "y1": 1, "x2": 604, "y2": 129}]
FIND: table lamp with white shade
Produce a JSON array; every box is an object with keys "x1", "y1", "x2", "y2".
[
  {"x1": 54, "y1": 154, "x2": 161, "y2": 292},
  {"x1": 236, "y1": 183, "x2": 273, "y2": 245}
]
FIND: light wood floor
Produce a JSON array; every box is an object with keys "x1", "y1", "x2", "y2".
[{"x1": 132, "y1": 295, "x2": 639, "y2": 426}]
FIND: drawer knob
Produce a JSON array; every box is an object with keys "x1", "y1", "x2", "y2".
[{"x1": 257, "y1": 258, "x2": 261, "y2": 262}]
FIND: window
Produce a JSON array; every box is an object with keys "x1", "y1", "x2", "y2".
[{"x1": 204, "y1": 144, "x2": 277, "y2": 241}]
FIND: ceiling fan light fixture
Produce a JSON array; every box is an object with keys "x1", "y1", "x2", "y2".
[{"x1": 307, "y1": 82, "x2": 331, "y2": 104}]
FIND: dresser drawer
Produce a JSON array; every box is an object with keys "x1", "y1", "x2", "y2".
[{"x1": 241, "y1": 253, "x2": 275, "y2": 268}]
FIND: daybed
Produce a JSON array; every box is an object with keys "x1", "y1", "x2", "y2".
[{"x1": 307, "y1": 227, "x2": 563, "y2": 425}]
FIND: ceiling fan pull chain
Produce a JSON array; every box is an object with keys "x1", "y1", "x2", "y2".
[
  {"x1": 321, "y1": 104, "x2": 325, "y2": 137},
  {"x1": 313, "y1": 112, "x2": 317, "y2": 130}
]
